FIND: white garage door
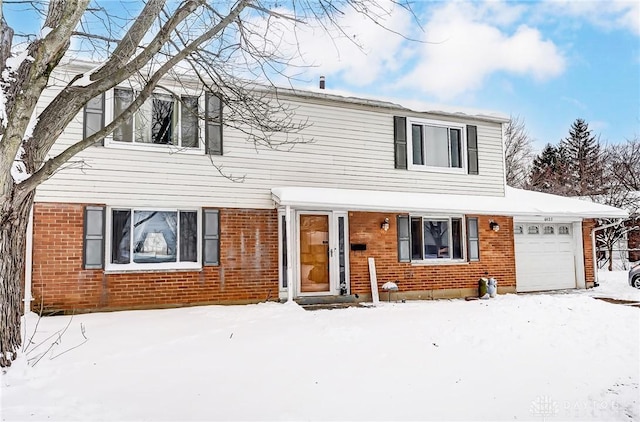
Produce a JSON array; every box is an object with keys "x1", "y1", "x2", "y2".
[{"x1": 514, "y1": 222, "x2": 577, "y2": 292}]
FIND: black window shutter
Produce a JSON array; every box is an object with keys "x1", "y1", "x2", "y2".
[
  {"x1": 394, "y1": 116, "x2": 407, "y2": 169},
  {"x1": 397, "y1": 215, "x2": 410, "y2": 262},
  {"x1": 467, "y1": 217, "x2": 480, "y2": 261},
  {"x1": 83, "y1": 93, "x2": 105, "y2": 146},
  {"x1": 203, "y1": 209, "x2": 220, "y2": 266},
  {"x1": 467, "y1": 125, "x2": 478, "y2": 175},
  {"x1": 205, "y1": 92, "x2": 223, "y2": 156},
  {"x1": 83, "y1": 206, "x2": 105, "y2": 269}
]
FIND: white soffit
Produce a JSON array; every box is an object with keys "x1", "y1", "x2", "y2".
[{"x1": 271, "y1": 186, "x2": 629, "y2": 219}]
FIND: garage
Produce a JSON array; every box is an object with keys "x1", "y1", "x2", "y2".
[{"x1": 514, "y1": 221, "x2": 580, "y2": 292}]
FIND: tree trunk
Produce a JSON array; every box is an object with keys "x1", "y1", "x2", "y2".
[
  {"x1": 607, "y1": 244, "x2": 614, "y2": 272},
  {"x1": 0, "y1": 189, "x2": 35, "y2": 367}
]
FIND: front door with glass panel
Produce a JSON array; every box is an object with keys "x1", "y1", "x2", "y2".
[{"x1": 297, "y1": 212, "x2": 349, "y2": 296}]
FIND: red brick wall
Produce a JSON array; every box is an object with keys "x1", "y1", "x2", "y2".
[
  {"x1": 31, "y1": 203, "x2": 279, "y2": 313},
  {"x1": 628, "y1": 219, "x2": 640, "y2": 262},
  {"x1": 347, "y1": 212, "x2": 516, "y2": 295},
  {"x1": 31, "y1": 203, "x2": 599, "y2": 312}
]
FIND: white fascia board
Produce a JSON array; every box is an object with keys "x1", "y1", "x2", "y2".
[{"x1": 271, "y1": 187, "x2": 629, "y2": 219}]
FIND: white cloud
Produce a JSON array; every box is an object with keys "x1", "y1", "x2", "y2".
[
  {"x1": 396, "y1": 2, "x2": 566, "y2": 100},
  {"x1": 244, "y1": 0, "x2": 413, "y2": 87},
  {"x1": 538, "y1": 0, "x2": 640, "y2": 35}
]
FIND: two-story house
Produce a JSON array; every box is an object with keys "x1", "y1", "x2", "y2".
[{"x1": 24, "y1": 63, "x2": 627, "y2": 313}]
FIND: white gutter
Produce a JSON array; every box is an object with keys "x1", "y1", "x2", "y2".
[
  {"x1": 23, "y1": 205, "x2": 34, "y2": 312},
  {"x1": 591, "y1": 219, "x2": 625, "y2": 285}
]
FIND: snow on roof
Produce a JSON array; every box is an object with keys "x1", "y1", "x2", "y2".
[
  {"x1": 292, "y1": 85, "x2": 510, "y2": 123},
  {"x1": 271, "y1": 186, "x2": 628, "y2": 219},
  {"x1": 52, "y1": 61, "x2": 508, "y2": 124}
]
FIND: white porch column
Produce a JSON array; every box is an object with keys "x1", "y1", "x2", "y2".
[{"x1": 285, "y1": 205, "x2": 294, "y2": 302}]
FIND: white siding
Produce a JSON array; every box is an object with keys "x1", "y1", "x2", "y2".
[{"x1": 34, "y1": 72, "x2": 506, "y2": 209}]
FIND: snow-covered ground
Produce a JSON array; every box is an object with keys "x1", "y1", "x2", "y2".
[
  {"x1": 589, "y1": 269, "x2": 640, "y2": 302},
  {"x1": 2, "y1": 271, "x2": 639, "y2": 421}
]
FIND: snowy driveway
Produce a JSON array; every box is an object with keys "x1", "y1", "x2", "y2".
[{"x1": 1, "y1": 272, "x2": 639, "y2": 421}]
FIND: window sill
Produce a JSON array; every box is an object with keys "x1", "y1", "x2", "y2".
[
  {"x1": 410, "y1": 259, "x2": 469, "y2": 266},
  {"x1": 104, "y1": 138, "x2": 205, "y2": 155},
  {"x1": 407, "y1": 165, "x2": 467, "y2": 175},
  {"x1": 104, "y1": 265, "x2": 203, "y2": 274}
]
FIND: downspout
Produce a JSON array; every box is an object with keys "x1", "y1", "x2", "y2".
[
  {"x1": 23, "y1": 205, "x2": 34, "y2": 313},
  {"x1": 591, "y1": 219, "x2": 624, "y2": 286},
  {"x1": 285, "y1": 205, "x2": 293, "y2": 302},
  {"x1": 500, "y1": 121, "x2": 507, "y2": 195}
]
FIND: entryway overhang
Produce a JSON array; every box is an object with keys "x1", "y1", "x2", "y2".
[{"x1": 271, "y1": 186, "x2": 628, "y2": 219}]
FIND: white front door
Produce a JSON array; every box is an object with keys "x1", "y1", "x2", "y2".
[{"x1": 297, "y1": 211, "x2": 349, "y2": 296}]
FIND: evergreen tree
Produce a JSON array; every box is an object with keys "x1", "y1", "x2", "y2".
[
  {"x1": 528, "y1": 143, "x2": 570, "y2": 194},
  {"x1": 560, "y1": 118, "x2": 603, "y2": 196}
]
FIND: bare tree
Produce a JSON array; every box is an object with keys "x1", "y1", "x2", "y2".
[
  {"x1": 595, "y1": 138, "x2": 640, "y2": 270},
  {"x1": 607, "y1": 138, "x2": 640, "y2": 193},
  {"x1": 504, "y1": 115, "x2": 534, "y2": 188},
  {"x1": 0, "y1": 0, "x2": 413, "y2": 367}
]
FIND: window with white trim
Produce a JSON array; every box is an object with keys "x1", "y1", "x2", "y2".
[
  {"x1": 528, "y1": 225, "x2": 540, "y2": 235},
  {"x1": 86, "y1": 207, "x2": 220, "y2": 271},
  {"x1": 408, "y1": 118, "x2": 466, "y2": 172},
  {"x1": 110, "y1": 208, "x2": 199, "y2": 269},
  {"x1": 558, "y1": 225, "x2": 570, "y2": 235},
  {"x1": 543, "y1": 225, "x2": 555, "y2": 235},
  {"x1": 398, "y1": 215, "x2": 477, "y2": 263},
  {"x1": 112, "y1": 88, "x2": 200, "y2": 148}
]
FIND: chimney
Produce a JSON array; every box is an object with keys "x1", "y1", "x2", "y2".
[{"x1": 319, "y1": 76, "x2": 325, "y2": 90}]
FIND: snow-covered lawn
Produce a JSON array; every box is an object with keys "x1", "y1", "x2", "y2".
[{"x1": 2, "y1": 271, "x2": 639, "y2": 421}]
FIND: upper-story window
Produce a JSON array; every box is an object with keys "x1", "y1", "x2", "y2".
[
  {"x1": 411, "y1": 123, "x2": 463, "y2": 169},
  {"x1": 83, "y1": 88, "x2": 223, "y2": 155},
  {"x1": 394, "y1": 116, "x2": 477, "y2": 174},
  {"x1": 407, "y1": 118, "x2": 468, "y2": 173},
  {"x1": 113, "y1": 88, "x2": 199, "y2": 148}
]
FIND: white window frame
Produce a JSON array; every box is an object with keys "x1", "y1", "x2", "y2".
[
  {"x1": 103, "y1": 88, "x2": 206, "y2": 155},
  {"x1": 407, "y1": 117, "x2": 467, "y2": 174},
  {"x1": 105, "y1": 206, "x2": 202, "y2": 272},
  {"x1": 409, "y1": 214, "x2": 467, "y2": 264}
]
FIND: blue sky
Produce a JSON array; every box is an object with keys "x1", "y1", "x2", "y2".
[
  {"x1": 278, "y1": 0, "x2": 639, "y2": 150},
  {"x1": 4, "y1": 0, "x2": 639, "y2": 150}
]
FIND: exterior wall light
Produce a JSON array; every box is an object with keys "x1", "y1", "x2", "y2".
[
  {"x1": 381, "y1": 217, "x2": 390, "y2": 232},
  {"x1": 489, "y1": 220, "x2": 500, "y2": 232}
]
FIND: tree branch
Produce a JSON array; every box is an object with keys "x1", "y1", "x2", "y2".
[
  {"x1": 70, "y1": 31, "x2": 120, "y2": 44},
  {"x1": 0, "y1": 0, "x2": 89, "y2": 196},
  {"x1": 20, "y1": 0, "x2": 255, "y2": 196},
  {"x1": 90, "y1": 0, "x2": 166, "y2": 81}
]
